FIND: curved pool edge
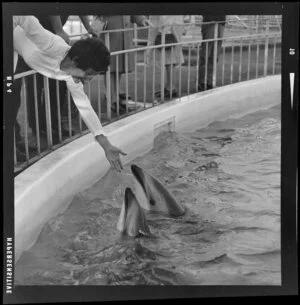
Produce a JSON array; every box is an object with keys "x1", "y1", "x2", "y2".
[{"x1": 15, "y1": 75, "x2": 281, "y2": 262}]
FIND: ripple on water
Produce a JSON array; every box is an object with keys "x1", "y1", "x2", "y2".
[{"x1": 15, "y1": 104, "x2": 281, "y2": 285}]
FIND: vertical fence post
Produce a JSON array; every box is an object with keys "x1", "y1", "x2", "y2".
[
  {"x1": 97, "y1": 75, "x2": 102, "y2": 121},
  {"x1": 247, "y1": 38, "x2": 251, "y2": 80},
  {"x1": 238, "y1": 38, "x2": 243, "y2": 82},
  {"x1": 187, "y1": 44, "x2": 191, "y2": 95},
  {"x1": 230, "y1": 39, "x2": 234, "y2": 84},
  {"x1": 134, "y1": 51, "x2": 138, "y2": 110},
  {"x1": 142, "y1": 50, "x2": 146, "y2": 107},
  {"x1": 196, "y1": 43, "x2": 200, "y2": 92},
  {"x1": 212, "y1": 22, "x2": 218, "y2": 88},
  {"x1": 77, "y1": 83, "x2": 82, "y2": 132},
  {"x1": 263, "y1": 20, "x2": 269, "y2": 77},
  {"x1": 116, "y1": 55, "x2": 120, "y2": 116},
  {"x1": 178, "y1": 44, "x2": 182, "y2": 97},
  {"x1": 255, "y1": 16, "x2": 260, "y2": 78},
  {"x1": 22, "y1": 78, "x2": 29, "y2": 161},
  {"x1": 170, "y1": 46, "x2": 174, "y2": 99},
  {"x1": 204, "y1": 41, "x2": 208, "y2": 89},
  {"x1": 55, "y1": 80, "x2": 62, "y2": 143},
  {"x1": 67, "y1": 90, "x2": 72, "y2": 137},
  {"x1": 43, "y1": 76, "x2": 53, "y2": 147},
  {"x1": 272, "y1": 36, "x2": 277, "y2": 75},
  {"x1": 105, "y1": 32, "x2": 111, "y2": 120},
  {"x1": 133, "y1": 23, "x2": 138, "y2": 47},
  {"x1": 222, "y1": 42, "x2": 225, "y2": 86},
  {"x1": 160, "y1": 30, "x2": 165, "y2": 102},
  {"x1": 152, "y1": 48, "x2": 156, "y2": 104},
  {"x1": 55, "y1": 80, "x2": 63, "y2": 142},
  {"x1": 33, "y1": 74, "x2": 41, "y2": 154},
  {"x1": 125, "y1": 52, "x2": 129, "y2": 113}
]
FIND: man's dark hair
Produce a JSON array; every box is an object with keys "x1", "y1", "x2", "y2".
[{"x1": 68, "y1": 37, "x2": 110, "y2": 73}]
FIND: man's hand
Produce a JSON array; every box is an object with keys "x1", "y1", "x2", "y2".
[
  {"x1": 49, "y1": 16, "x2": 71, "y2": 44},
  {"x1": 96, "y1": 135, "x2": 127, "y2": 172},
  {"x1": 104, "y1": 144, "x2": 127, "y2": 172},
  {"x1": 141, "y1": 19, "x2": 154, "y2": 28},
  {"x1": 57, "y1": 29, "x2": 70, "y2": 44},
  {"x1": 88, "y1": 27, "x2": 99, "y2": 38},
  {"x1": 79, "y1": 16, "x2": 99, "y2": 38}
]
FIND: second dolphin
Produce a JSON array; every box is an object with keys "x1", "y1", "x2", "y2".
[{"x1": 131, "y1": 164, "x2": 185, "y2": 217}]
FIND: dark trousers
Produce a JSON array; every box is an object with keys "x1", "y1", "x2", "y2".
[{"x1": 198, "y1": 23, "x2": 225, "y2": 87}]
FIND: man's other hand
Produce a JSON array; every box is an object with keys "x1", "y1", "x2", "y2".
[{"x1": 57, "y1": 30, "x2": 70, "y2": 44}]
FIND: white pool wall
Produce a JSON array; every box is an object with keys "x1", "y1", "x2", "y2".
[{"x1": 15, "y1": 75, "x2": 281, "y2": 262}]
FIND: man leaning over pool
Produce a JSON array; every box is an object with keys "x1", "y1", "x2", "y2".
[{"x1": 13, "y1": 16, "x2": 126, "y2": 172}]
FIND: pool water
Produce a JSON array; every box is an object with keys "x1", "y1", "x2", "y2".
[{"x1": 15, "y1": 104, "x2": 281, "y2": 285}]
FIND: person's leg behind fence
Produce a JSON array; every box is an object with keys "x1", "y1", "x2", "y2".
[{"x1": 198, "y1": 23, "x2": 215, "y2": 90}]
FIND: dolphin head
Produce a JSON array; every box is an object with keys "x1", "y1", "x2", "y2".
[
  {"x1": 131, "y1": 164, "x2": 185, "y2": 217},
  {"x1": 131, "y1": 164, "x2": 157, "y2": 209},
  {"x1": 131, "y1": 164, "x2": 147, "y2": 192},
  {"x1": 117, "y1": 187, "x2": 152, "y2": 237}
]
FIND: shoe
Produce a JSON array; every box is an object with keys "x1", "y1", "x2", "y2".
[
  {"x1": 104, "y1": 94, "x2": 127, "y2": 114},
  {"x1": 119, "y1": 93, "x2": 132, "y2": 101},
  {"x1": 111, "y1": 102, "x2": 126, "y2": 114},
  {"x1": 198, "y1": 83, "x2": 205, "y2": 91},
  {"x1": 198, "y1": 83, "x2": 213, "y2": 91},
  {"x1": 155, "y1": 88, "x2": 178, "y2": 98},
  {"x1": 164, "y1": 88, "x2": 178, "y2": 98}
]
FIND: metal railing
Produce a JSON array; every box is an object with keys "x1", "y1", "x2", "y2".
[{"x1": 14, "y1": 19, "x2": 281, "y2": 175}]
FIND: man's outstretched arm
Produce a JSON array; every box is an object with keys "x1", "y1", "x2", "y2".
[
  {"x1": 66, "y1": 80, "x2": 127, "y2": 172},
  {"x1": 14, "y1": 24, "x2": 127, "y2": 172}
]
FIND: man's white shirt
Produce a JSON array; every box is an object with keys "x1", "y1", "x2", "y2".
[{"x1": 13, "y1": 16, "x2": 106, "y2": 137}]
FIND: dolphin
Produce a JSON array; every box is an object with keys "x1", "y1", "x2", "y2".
[
  {"x1": 117, "y1": 187, "x2": 153, "y2": 237},
  {"x1": 131, "y1": 164, "x2": 185, "y2": 217}
]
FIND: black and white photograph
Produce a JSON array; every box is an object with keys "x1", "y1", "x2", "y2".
[{"x1": 2, "y1": 2, "x2": 298, "y2": 303}]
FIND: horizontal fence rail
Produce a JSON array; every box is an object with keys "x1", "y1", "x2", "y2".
[{"x1": 13, "y1": 19, "x2": 282, "y2": 175}]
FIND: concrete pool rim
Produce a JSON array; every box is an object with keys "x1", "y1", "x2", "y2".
[{"x1": 14, "y1": 75, "x2": 281, "y2": 262}]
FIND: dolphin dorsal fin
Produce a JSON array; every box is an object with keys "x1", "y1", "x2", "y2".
[{"x1": 131, "y1": 164, "x2": 185, "y2": 217}]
